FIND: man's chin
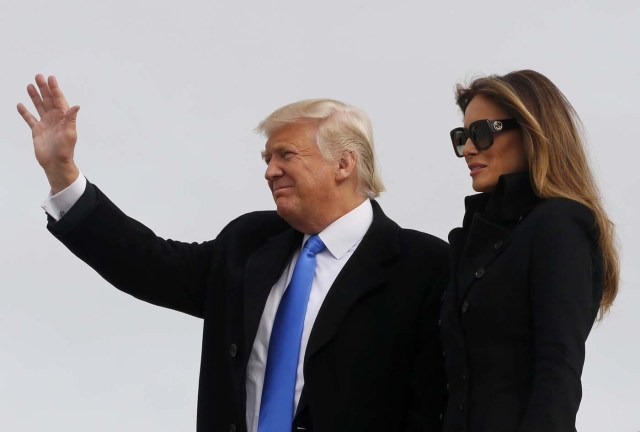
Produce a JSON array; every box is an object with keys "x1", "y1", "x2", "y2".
[
  {"x1": 274, "y1": 200, "x2": 292, "y2": 218},
  {"x1": 274, "y1": 201, "x2": 302, "y2": 226}
]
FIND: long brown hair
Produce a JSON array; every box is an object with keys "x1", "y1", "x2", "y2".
[{"x1": 455, "y1": 69, "x2": 619, "y2": 318}]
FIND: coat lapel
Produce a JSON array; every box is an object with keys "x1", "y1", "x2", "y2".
[
  {"x1": 456, "y1": 216, "x2": 511, "y2": 302},
  {"x1": 296, "y1": 202, "x2": 399, "y2": 418},
  {"x1": 451, "y1": 173, "x2": 539, "y2": 305},
  {"x1": 242, "y1": 227, "x2": 302, "y2": 363},
  {"x1": 303, "y1": 200, "x2": 399, "y2": 363},
  {"x1": 448, "y1": 227, "x2": 466, "y2": 275}
]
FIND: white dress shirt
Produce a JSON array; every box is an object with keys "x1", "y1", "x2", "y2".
[{"x1": 42, "y1": 177, "x2": 374, "y2": 432}]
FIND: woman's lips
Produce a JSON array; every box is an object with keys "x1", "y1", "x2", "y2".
[{"x1": 468, "y1": 163, "x2": 487, "y2": 176}]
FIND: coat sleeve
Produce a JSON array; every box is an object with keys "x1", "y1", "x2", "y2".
[
  {"x1": 47, "y1": 182, "x2": 227, "y2": 318},
  {"x1": 518, "y1": 200, "x2": 603, "y2": 432}
]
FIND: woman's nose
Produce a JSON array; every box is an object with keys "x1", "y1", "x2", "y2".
[{"x1": 462, "y1": 138, "x2": 477, "y2": 157}]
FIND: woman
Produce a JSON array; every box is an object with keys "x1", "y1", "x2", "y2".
[{"x1": 440, "y1": 69, "x2": 619, "y2": 432}]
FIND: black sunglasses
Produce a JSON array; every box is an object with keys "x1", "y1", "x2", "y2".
[{"x1": 450, "y1": 119, "x2": 519, "y2": 157}]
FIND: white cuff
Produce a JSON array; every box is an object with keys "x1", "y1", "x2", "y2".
[{"x1": 41, "y1": 174, "x2": 87, "y2": 221}]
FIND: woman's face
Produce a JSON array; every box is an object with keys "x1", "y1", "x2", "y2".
[{"x1": 462, "y1": 95, "x2": 528, "y2": 192}]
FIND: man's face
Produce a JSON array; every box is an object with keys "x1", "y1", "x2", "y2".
[{"x1": 262, "y1": 121, "x2": 339, "y2": 233}]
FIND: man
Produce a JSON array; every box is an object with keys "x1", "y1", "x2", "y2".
[{"x1": 18, "y1": 75, "x2": 448, "y2": 432}]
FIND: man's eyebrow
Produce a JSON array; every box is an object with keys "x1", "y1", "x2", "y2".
[{"x1": 261, "y1": 142, "x2": 288, "y2": 159}]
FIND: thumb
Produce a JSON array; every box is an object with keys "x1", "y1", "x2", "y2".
[{"x1": 65, "y1": 105, "x2": 80, "y2": 124}]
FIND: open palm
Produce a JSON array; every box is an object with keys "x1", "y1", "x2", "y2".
[{"x1": 18, "y1": 74, "x2": 80, "y2": 192}]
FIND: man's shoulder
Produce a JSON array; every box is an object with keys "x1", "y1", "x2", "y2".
[
  {"x1": 398, "y1": 228, "x2": 449, "y2": 259},
  {"x1": 370, "y1": 200, "x2": 449, "y2": 259},
  {"x1": 217, "y1": 210, "x2": 292, "y2": 240},
  {"x1": 232, "y1": 209, "x2": 284, "y2": 225}
]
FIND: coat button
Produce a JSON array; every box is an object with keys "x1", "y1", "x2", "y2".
[
  {"x1": 459, "y1": 404, "x2": 465, "y2": 411},
  {"x1": 438, "y1": 319, "x2": 442, "y2": 326},
  {"x1": 493, "y1": 240, "x2": 503, "y2": 250},
  {"x1": 229, "y1": 424, "x2": 237, "y2": 432},
  {"x1": 229, "y1": 344, "x2": 238, "y2": 358},
  {"x1": 462, "y1": 372, "x2": 467, "y2": 380},
  {"x1": 474, "y1": 268, "x2": 485, "y2": 278},
  {"x1": 461, "y1": 302, "x2": 469, "y2": 313}
]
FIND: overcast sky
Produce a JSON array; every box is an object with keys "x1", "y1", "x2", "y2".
[{"x1": 2, "y1": 1, "x2": 638, "y2": 430}]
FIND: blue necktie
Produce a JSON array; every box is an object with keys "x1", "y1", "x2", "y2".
[{"x1": 258, "y1": 235, "x2": 325, "y2": 432}]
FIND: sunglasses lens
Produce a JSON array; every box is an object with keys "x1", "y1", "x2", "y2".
[
  {"x1": 451, "y1": 129, "x2": 467, "y2": 157},
  {"x1": 470, "y1": 122, "x2": 492, "y2": 150}
]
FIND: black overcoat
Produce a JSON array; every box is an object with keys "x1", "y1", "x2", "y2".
[
  {"x1": 47, "y1": 182, "x2": 449, "y2": 432},
  {"x1": 440, "y1": 172, "x2": 604, "y2": 432}
]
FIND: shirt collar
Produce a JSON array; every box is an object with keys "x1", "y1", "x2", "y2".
[{"x1": 303, "y1": 199, "x2": 373, "y2": 260}]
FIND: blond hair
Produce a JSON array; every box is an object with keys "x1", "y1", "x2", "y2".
[
  {"x1": 455, "y1": 69, "x2": 619, "y2": 318},
  {"x1": 256, "y1": 99, "x2": 385, "y2": 198}
]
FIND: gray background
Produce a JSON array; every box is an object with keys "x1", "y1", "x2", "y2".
[{"x1": 2, "y1": 0, "x2": 638, "y2": 430}]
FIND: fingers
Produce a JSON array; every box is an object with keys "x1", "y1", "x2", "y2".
[
  {"x1": 35, "y1": 74, "x2": 54, "y2": 111},
  {"x1": 48, "y1": 75, "x2": 70, "y2": 111},
  {"x1": 16, "y1": 103, "x2": 39, "y2": 129},
  {"x1": 27, "y1": 83, "x2": 46, "y2": 117},
  {"x1": 64, "y1": 105, "x2": 80, "y2": 124},
  {"x1": 19, "y1": 74, "x2": 75, "y2": 129}
]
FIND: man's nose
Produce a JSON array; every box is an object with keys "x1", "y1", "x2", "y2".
[{"x1": 264, "y1": 160, "x2": 283, "y2": 181}]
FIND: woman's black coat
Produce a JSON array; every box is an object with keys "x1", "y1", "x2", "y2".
[{"x1": 440, "y1": 172, "x2": 604, "y2": 432}]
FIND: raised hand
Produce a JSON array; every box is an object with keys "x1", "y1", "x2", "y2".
[{"x1": 18, "y1": 74, "x2": 81, "y2": 193}]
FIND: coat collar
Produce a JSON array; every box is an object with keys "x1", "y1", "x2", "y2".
[
  {"x1": 303, "y1": 199, "x2": 399, "y2": 362},
  {"x1": 449, "y1": 172, "x2": 541, "y2": 304},
  {"x1": 462, "y1": 171, "x2": 540, "y2": 227},
  {"x1": 451, "y1": 171, "x2": 539, "y2": 267}
]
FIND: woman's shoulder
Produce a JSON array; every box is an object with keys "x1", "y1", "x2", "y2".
[
  {"x1": 527, "y1": 197, "x2": 597, "y2": 236},
  {"x1": 531, "y1": 197, "x2": 593, "y2": 217}
]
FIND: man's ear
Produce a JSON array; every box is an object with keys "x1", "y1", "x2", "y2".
[{"x1": 335, "y1": 150, "x2": 356, "y2": 182}]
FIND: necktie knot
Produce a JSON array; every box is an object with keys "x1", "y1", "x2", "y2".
[{"x1": 303, "y1": 234, "x2": 325, "y2": 256}]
